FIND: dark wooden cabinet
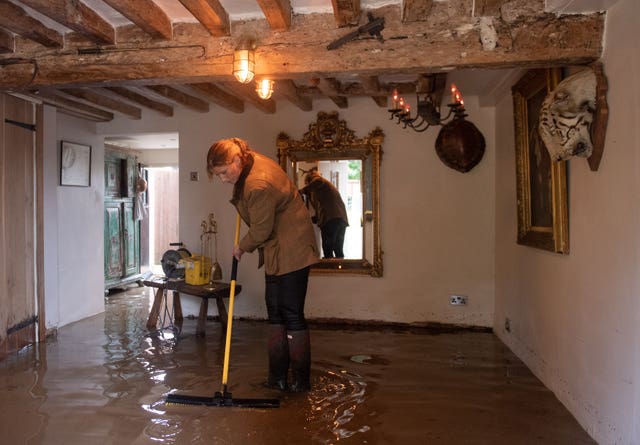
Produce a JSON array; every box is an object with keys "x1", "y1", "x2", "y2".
[{"x1": 104, "y1": 149, "x2": 142, "y2": 291}]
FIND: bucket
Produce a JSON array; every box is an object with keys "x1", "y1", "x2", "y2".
[{"x1": 185, "y1": 255, "x2": 212, "y2": 285}]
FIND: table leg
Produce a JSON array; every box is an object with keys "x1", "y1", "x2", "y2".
[
  {"x1": 215, "y1": 297, "x2": 228, "y2": 332},
  {"x1": 173, "y1": 291, "x2": 183, "y2": 323},
  {"x1": 147, "y1": 288, "x2": 164, "y2": 330},
  {"x1": 196, "y1": 298, "x2": 209, "y2": 337}
]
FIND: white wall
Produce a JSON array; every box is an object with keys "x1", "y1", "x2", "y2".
[
  {"x1": 97, "y1": 94, "x2": 496, "y2": 326},
  {"x1": 493, "y1": 1, "x2": 639, "y2": 443},
  {"x1": 50, "y1": 113, "x2": 105, "y2": 327}
]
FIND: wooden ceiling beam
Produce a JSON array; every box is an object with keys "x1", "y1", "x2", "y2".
[
  {"x1": 0, "y1": 2, "x2": 62, "y2": 48},
  {"x1": 178, "y1": 0, "x2": 230, "y2": 37},
  {"x1": 473, "y1": 0, "x2": 508, "y2": 17},
  {"x1": 30, "y1": 90, "x2": 114, "y2": 121},
  {"x1": 18, "y1": 0, "x2": 115, "y2": 45},
  {"x1": 359, "y1": 75, "x2": 388, "y2": 107},
  {"x1": 60, "y1": 88, "x2": 142, "y2": 119},
  {"x1": 276, "y1": 79, "x2": 312, "y2": 111},
  {"x1": 221, "y1": 82, "x2": 276, "y2": 114},
  {"x1": 102, "y1": 0, "x2": 173, "y2": 40},
  {"x1": 144, "y1": 85, "x2": 210, "y2": 113},
  {"x1": 331, "y1": 0, "x2": 360, "y2": 27},
  {"x1": 186, "y1": 83, "x2": 244, "y2": 113},
  {"x1": 104, "y1": 87, "x2": 174, "y2": 117},
  {"x1": 0, "y1": 29, "x2": 15, "y2": 54},
  {"x1": 316, "y1": 77, "x2": 348, "y2": 108},
  {"x1": 257, "y1": 0, "x2": 292, "y2": 30},
  {"x1": 402, "y1": 0, "x2": 435, "y2": 22},
  {"x1": 0, "y1": 11, "x2": 604, "y2": 90}
]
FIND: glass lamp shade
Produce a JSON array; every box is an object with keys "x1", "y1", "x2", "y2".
[
  {"x1": 256, "y1": 79, "x2": 274, "y2": 100},
  {"x1": 233, "y1": 48, "x2": 255, "y2": 84}
]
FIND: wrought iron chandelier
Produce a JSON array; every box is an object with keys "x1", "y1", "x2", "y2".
[
  {"x1": 388, "y1": 83, "x2": 486, "y2": 173},
  {"x1": 388, "y1": 84, "x2": 466, "y2": 132}
]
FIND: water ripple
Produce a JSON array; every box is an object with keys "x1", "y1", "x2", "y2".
[{"x1": 307, "y1": 368, "x2": 370, "y2": 444}]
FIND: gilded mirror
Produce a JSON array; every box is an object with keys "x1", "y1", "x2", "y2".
[{"x1": 277, "y1": 111, "x2": 383, "y2": 276}]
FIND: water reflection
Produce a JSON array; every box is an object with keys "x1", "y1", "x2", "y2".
[
  {"x1": 0, "y1": 287, "x2": 598, "y2": 445},
  {"x1": 307, "y1": 367, "x2": 370, "y2": 443}
]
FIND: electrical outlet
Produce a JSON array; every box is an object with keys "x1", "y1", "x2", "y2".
[
  {"x1": 190, "y1": 171, "x2": 199, "y2": 181},
  {"x1": 450, "y1": 295, "x2": 467, "y2": 306},
  {"x1": 504, "y1": 317, "x2": 511, "y2": 332}
]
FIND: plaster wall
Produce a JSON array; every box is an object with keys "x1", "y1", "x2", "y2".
[
  {"x1": 53, "y1": 113, "x2": 105, "y2": 327},
  {"x1": 493, "y1": 0, "x2": 640, "y2": 443},
  {"x1": 98, "y1": 94, "x2": 496, "y2": 327}
]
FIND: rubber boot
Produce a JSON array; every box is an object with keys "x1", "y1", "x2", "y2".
[
  {"x1": 265, "y1": 324, "x2": 289, "y2": 390},
  {"x1": 287, "y1": 329, "x2": 311, "y2": 392}
]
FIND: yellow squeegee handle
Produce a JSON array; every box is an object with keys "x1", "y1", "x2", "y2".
[{"x1": 221, "y1": 213, "x2": 241, "y2": 390}]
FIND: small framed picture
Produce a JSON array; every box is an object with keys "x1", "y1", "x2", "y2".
[{"x1": 60, "y1": 141, "x2": 91, "y2": 187}]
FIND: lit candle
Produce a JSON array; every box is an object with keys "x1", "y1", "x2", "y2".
[
  {"x1": 392, "y1": 88, "x2": 399, "y2": 109},
  {"x1": 404, "y1": 103, "x2": 410, "y2": 115},
  {"x1": 460, "y1": 98, "x2": 465, "y2": 108},
  {"x1": 450, "y1": 84, "x2": 457, "y2": 104},
  {"x1": 398, "y1": 97, "x2": 405, "y2": 109},
  {"x1": 455, "y1": 92, "x2": 461, "y2": 104}
]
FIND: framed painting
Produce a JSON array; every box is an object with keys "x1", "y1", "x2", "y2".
[
  {"x1": 60, "y1": 141, "x2": 91, "y2": 187},
  {"x1": 512, "y1": 68, "x2": 569, "y2": 254}
]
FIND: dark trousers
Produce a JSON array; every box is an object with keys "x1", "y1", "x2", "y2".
[
  {"x1": 320, "y1": 218, "x2": 347, "y2": 258},
  {"x1": 265, "y1": 266, "x2": 310, "y2": 331}
]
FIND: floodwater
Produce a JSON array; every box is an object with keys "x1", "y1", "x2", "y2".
[{"x1": 0, "y1": 286, "x2": 595, "y2": 445}]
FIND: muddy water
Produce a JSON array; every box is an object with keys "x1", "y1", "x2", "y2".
[{"x1": 0, "y1": 287, "x2": 595, "y2": 444}]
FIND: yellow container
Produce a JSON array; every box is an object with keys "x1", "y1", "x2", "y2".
[{"x1": 184, "y1": 255, "x2": 211, "y2": 285}]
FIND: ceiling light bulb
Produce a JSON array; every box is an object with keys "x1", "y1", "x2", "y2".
[
  {"x1": 256, "y1": 79, "x2": 274, "y2": 100},
  {"x1": 233, "y1": 48, "x2": 255, "y2": 84}
]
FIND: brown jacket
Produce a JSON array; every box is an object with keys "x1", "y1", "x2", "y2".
[
  {"x1": 300, "y1": 175, "x2": 349, "y2": 228},
  {"x1": 231, "y1": 152, "x2": 319, "y2": 275}
]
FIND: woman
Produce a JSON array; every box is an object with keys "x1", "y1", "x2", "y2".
[
  {"x1": 300, "y1": 169, "x2": 349, "y2": 258},
  {"x1": 206, "y1": 137, "x2": 319, "y2": 392}
]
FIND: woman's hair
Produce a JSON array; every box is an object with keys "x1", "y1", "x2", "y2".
[
  {"x1": 206, "y1": 137, "x2": 252, "y2": 179},
  {"x1": 304, "y1": 168, "x2": 320, "y2": 185}
]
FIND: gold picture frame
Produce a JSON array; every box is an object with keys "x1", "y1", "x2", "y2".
[{"x1": 512, "y1": 68, "x2": 569, "y2": 254}]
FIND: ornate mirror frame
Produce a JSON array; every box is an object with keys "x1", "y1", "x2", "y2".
[{"x1": 277, "y1": 111, "x2": 384, "y2": 276}]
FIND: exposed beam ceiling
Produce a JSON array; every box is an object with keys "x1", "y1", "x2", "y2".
[{"x1": 0, "y1": 0, "x2": 606, "y2": 121}]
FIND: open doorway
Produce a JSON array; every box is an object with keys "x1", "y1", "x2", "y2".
[
  {"x1": 143, "y1": 166, "x2": 179, "y2": 274},
  {"x1": 104, "y1": 132, "x2": 179, "y2": 280}
]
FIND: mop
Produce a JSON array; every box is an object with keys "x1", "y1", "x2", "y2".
[{"x1": 166, "y1": 213, "x2": 280, "y2": 408}]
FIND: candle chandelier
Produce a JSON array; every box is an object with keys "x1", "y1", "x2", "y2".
[
  {"x1": 388, "y1": 84, "x2": 466, "y2": 132},
  {"x1": 389, "y1": 80, "x2": 486, "y2": 173}
]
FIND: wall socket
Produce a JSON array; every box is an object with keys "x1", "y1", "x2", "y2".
[
  {"x1": 190, "y1": 171, "x2": 199, "y2": 181},
  {"x1": 450, "y1": 295, "x2": 468, "y2": 306}
]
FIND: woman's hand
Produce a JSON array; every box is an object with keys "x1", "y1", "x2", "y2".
[{"x1": 233, "y1": 245, "x2": 244, "y2": 261}]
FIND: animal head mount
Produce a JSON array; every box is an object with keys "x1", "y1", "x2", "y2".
[{"x1": 538, "y1": 68, "x2": 597, "y2": 161}]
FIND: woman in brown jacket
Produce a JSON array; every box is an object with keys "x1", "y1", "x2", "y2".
[
  {"x1": 300, "y1": 169, "x2": 349, "y2": 258},
  {"x1": 206, "y1": 138, "x2": 319, "y2": 392}
]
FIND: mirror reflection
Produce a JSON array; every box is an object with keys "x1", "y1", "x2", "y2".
[
  {"x1": 297, "y1": 160, "x2": 361, "y2": 260},
  {"x1": 277, "y1": 111, "x2": 383, "y2": 276}
]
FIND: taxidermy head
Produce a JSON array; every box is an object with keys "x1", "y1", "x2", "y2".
[{"x1": 538, "y1": 68, "x2": 597, "y2": 161}]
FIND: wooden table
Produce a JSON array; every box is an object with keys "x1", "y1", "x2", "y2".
[{"x1": 143, "y1": 276, "x2": 241, "y2": 337}]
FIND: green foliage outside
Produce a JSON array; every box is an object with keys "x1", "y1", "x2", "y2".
[{"x1": 348, "y1": 160, "x2": 361, "y2": 180}]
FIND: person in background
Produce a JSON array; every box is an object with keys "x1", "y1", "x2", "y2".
[
  {"x1": 206, "y1": 137, "x2": 319, "y2": 392},
  {"x1": 300, "y1": 169, "x2": 349, "y2": 258}
]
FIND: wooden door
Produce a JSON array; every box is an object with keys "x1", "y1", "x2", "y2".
[
  {"x1": 122, "y1": 202, "x2": 139, "y2": 277},
  {"x1": 0, "y1": 94, "x2": 37, "y2": 359},
  {"x1": 104, "y1": 202, "x2": 124, "y2": 285}
]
